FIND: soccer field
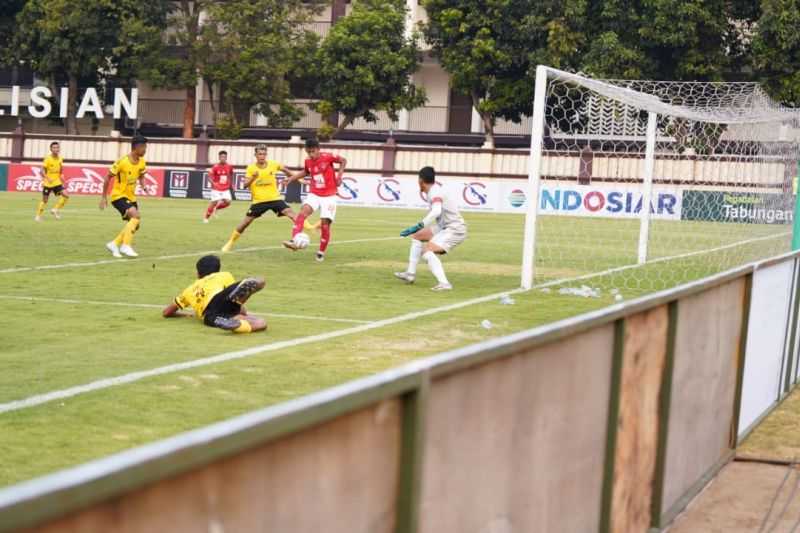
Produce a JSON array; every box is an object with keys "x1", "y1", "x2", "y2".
[{"x1": 0, "y1": 192, "x2": 790, "y2": 487}]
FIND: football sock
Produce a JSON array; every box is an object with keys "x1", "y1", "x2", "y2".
[
  {"x1": 408, "y1": 239, "x2": 423, "y2": 274},
  {"x1": 217, "y1": 200, "x2": 230, "y2": 210},
  {"x1": 423, "y1": 251, "x2": 449, "y2": 285},
  {"x1": 121, "y1": 218, "x2": 140, "y2": 246},
  {"x1": 36, "y1": 201, "x2": 46, "y2": 216},
  {"x1": 224, "y1": 229, "x2": 241, "y2": 248},
  {"x1": 54, "y1": 196, "x2": 67, "y2": 210},
  {"x1": 292, "y1": 214, "x2": 307, "y2": 237},
  {"x1": 205, "y1": 204, "x2": 216, "y2": 218},
  {"x1": 233, "y1": 320, "x2": 253, "y2": 334},
  {"x1": 319, "y1": 224, "x2": 331, "y2": 253}
]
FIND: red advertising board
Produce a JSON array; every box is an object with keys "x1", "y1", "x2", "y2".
[{"x1": 7, "y1": 163, "x2": 164, "y2": 197}]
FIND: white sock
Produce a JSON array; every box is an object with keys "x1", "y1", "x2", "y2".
[
  {"x1": 423, "y1": 251, "x2": 449, "y2": 285},
  {"x1": 408, "y1": 239, "x2": 423, "y2": 274}
]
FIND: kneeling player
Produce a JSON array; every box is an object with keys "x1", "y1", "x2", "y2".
[
  {"x1": 395, "y1": 166, "x2": 467, "y2": 291},
  {"x1": 162, "y1": 255, "x2": 267, "y2": 333}
]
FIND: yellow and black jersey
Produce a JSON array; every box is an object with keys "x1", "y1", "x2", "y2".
[
  {"x1": 174, "y1": 271, "x2": 236, "y2": 318},
  {"x1": 42, "y1": 154, "x2": 63, "y2": 187},
  {"x1": 109, "y1": 155, "x2": 147, "y2": 201},
  {"x1": 246, "y1": 161, "x2": 283, "y2": 203}
]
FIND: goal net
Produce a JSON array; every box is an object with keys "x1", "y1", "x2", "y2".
[{"x1": 521, "y1": 66, "x2": 799, "y2": 296}]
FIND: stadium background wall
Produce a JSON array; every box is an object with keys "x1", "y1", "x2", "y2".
[{"x1": 1, "y1": 251, "x2": 799, "y2": 533}]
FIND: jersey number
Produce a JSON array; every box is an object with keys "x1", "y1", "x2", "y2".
[
  {"x1": 219, "y1": 174, "x2": 228, "y2": 185},
  {"x1": 312, "y1": 174, "x2": 326, "y2": 188}
]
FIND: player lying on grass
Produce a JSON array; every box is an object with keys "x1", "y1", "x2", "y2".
[
  {"x1": 282, "y1": 138, "x2": 347, "y2": 262},
  {"x1": 36, "y1": 141, "x2": 69, "y2": 221},
  {"x1": 221, "y1": 145, "x2": 297, "y2": 252},
  {"x1": 162, "y1": 255, "x2": 267, "y2": 333},
  {"x1": 204, "y1": 150, "x2": 234, "y2": 223},
  {"x1": 395, "y1": 166, "x2": 468, "y2": 291}
]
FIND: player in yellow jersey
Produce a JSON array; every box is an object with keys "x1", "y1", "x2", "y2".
[
  {"x1": 162, "y1": 255, "x2": 267, "y2": 333},
  {"x1": 221, "y1": 144, "x2": 299, "y2": 252},
  {"x1": 35, "y1": 141, "x2": 69, "y2": 221},
  {"x1": 99, "y1": 135, "x2": 154, "y2": 258}
]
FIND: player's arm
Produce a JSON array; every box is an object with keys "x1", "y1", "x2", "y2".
[
  {"x1": 401, "y1": 198, "x2": 442, "y2": 237},
  {"x1": 283, "y1": 166, "x2": 308, "y2": 184},
  {"x1": 163, "y1": 295, "x2": 191, "y2": 318},
  {"x1": 243, "y1": 168, "x2": 259, "y2": 188},
  {"x1": 99, "y1": 170, "x2": 116, "y2": 209},
  {"x1": 333, "y1": 156, "x2": 347, "y2": 186}
]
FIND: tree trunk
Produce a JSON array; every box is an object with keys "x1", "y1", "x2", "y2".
[
  {"x1": 471, "y1": 91, "x2": 494, "y2": 148},
  {"x1": 65, "y1": 75, "x2": 79, "y2": 135},
  {"x1": 183, "y1": 85, "x2": 196, "y2": 138},
  {"x1": 331, "y1": 114, "x2": 355, "y2": 138}
]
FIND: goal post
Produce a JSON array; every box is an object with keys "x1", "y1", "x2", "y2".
[{"x1": 521, "y1": 67, "x2": 799, "y2": 293}]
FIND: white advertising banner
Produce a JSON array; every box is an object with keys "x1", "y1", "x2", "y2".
[
  {"x1": 333, "y1": 175, "x2": 683, "y2": 219},
  {"x1": 738, "y1": 260, "x2": 795, "y2": 437}
]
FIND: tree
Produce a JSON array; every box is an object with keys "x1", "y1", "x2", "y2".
[
  {"x1": 138, "y1": 1, "x2": 209, "y2": 138},
  {"x1": 752, "y1": 0, "x2": 800, "y2": 106},
  {"x1": 199, "y1": 0, "x2": 325, "y2": 137},
  {"x1": 0, "y1": 0, "x2": 26, "y2": 66},
  {"x1": 11, "y1": 0, "x2": 166, "y2": 134},
  {"x1": 582, "y1": 0, "x2": 758, "y2": 81},
  {"x1": 315, "y1": 0, "x2": 425, "y2": 139},
  {"x1": 422, "y1": 0, "x2": 584, "y2": 147}
]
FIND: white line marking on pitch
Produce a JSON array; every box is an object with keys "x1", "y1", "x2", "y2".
[
  {"x1": 0, "y1": 295, "x2": 372, "y2": 324},
  {"x1": 0, "y1": 286, "x2": 528, "y2": 414},
  {"x1": 0, "y1": 236, "x2": 402, "y2": 274},
  {"x1": 0, "y1": 231, "x2": 789, "y2": 414}
]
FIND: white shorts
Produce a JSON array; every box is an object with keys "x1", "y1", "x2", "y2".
[
  {"x1": 304, "y1": 193, "x2": 337, "y2": 221},
  {"x1": 430, "y1": 224, "x2": 467, "y2": 253},
  {"x1": 210, "y1": 189, "x2": 232, "y2": 203}
]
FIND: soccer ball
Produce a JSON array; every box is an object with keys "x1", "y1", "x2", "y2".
[{"x1": 293, "y1": 232, "x2": 310, "y2": 249}]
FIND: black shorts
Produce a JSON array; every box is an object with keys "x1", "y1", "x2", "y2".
[
  {"x1": 246, "y1": 200, "x2": 290, "y2": 218},
  {"x1": 203, "y1": 282, "x2": 243, "y2": 329},
  {"x1": 112, "y1": 198, "x2": 139, "y2": 220},
  {"x1": 42, "y1": 185, "x2": 64, "y2": 196}
]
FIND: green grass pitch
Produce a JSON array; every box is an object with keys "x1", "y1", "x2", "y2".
[{"x1": 0, "y1": 192, "x2": 790, "y2": 486}]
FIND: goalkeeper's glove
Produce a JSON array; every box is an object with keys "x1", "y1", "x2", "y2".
[{"x1": 400, "y1": 222, "x2": 424, "y2": 237}]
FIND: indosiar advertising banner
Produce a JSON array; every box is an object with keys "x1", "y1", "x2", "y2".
[
  {"x1": 335, "y1": 175, "x2": 684, "y2": 219},
  {"x1": 681, "y1": 190, "x2": 794, "y2": 225},
  {"x1": 8, "y1": 163, "x2": 164, "y2": 197},
  {"x1": 164, "y1": 169, "x2": 302, "y2": 202}
]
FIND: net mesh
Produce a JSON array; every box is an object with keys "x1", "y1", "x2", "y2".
[{"x1": 528, "y1": 68, "x2": 798, "y2": 297}]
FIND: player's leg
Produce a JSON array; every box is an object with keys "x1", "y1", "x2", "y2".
[
  {"x1": 395, "y1": 227, "x2": 435, "y2": 283},
  {"x1": 222, "y1": 207, "x2": 258, "y2": 252},
  {"x1": 280, "y1": 205, "x2": 297, "y2": 223},
  {"x1": 52, "y1": 188, "x2": 69, "y2": 217},
  {"x1": 315, "y1": 197, "x2": 337, "y2": 261},
  {"x1": 119, "y1": 205, "x2": 141, "y2": 257},
  {"x1": 227, "y1": 277, "x2": 265, "y2": 305},
  {"x1": 423, "y1": 228, "x2": 466, "y2": 291},
  {"x1": 36, "y1": 190, "x2": 50, "y2": 221},
  {"x1": 284, "y1": 203, "x2": 314, "y2": 250},
  {"x1": 204, "y1": 200, "x2": 217, "y2": 222}
]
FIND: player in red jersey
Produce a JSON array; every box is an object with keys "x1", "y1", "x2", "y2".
[
  {"x1": 203, "y1": 150, "x2": 234, "y2": 223},
  {"x1": 283, "y1": 138, "x2": 347, "y2": 262}
]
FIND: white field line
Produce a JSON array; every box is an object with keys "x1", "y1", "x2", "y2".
[
  {"x1": 0, "y1": 230, "x2": 788, "y2": 415},
  {"x1": 0, "y1": 295, "x2": 372, "y2": 325},
  {"x1": 0, "y1": 286, "x2": 528, "y2": 414},
  {"x1": 0, "y1": 236, "x2": 402, "y2": 274}
]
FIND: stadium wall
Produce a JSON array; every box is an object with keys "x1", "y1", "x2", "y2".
[{"x1": 1, "y1": 251, "x2": 800, "y2": 533}]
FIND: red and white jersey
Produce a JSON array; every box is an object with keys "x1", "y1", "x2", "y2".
[
  {"x1": 209, "y1": 163, "x2": 234, "y2": 192},
  {"x1": 304, "y1": 152, "x2": 343, "y2": 197}
]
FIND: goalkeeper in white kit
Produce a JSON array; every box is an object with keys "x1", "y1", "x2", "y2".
[{"x1": 395, "y1": 166, "x2": 468, "y2": 291}]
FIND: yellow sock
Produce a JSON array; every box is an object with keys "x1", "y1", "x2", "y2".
[
  {"x1": 114, "y1": 231, "x2": 124, "y2": 246},
  {"x1": 233, "y1": 320, "x2": 253, "y2": 333},
  {"x1": 54, "y1": 196, "x2": 67, "y2": 210},
  {"x1": 230, "y1": 230, "x2": 241, "y2": 242},
  {"x1": 36, "y1": 201, "x2": 46, "y2": 216},
  {"x1": 121, "y1": 219, "x2": 139, "y2": 246}
]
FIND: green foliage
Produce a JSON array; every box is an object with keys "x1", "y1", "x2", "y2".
[
  {"x1": 315, "y1": 0, "x2": 425, "y2": 137},
  {"x1": 199, "y1": 0, "x2": 325, "y2": 130},
  {"x1": 422, "y1": 0, "x2": 584, "y2": 144},
  {"x1": 753, "y1": 0, "x2": 800, "y2": 106},
  {"x1": 0, "y1": 0, "x2": 26, "y2": 66},
  {"x1": 214, "y1": 115, "x2": 243, "y2": 140}
]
